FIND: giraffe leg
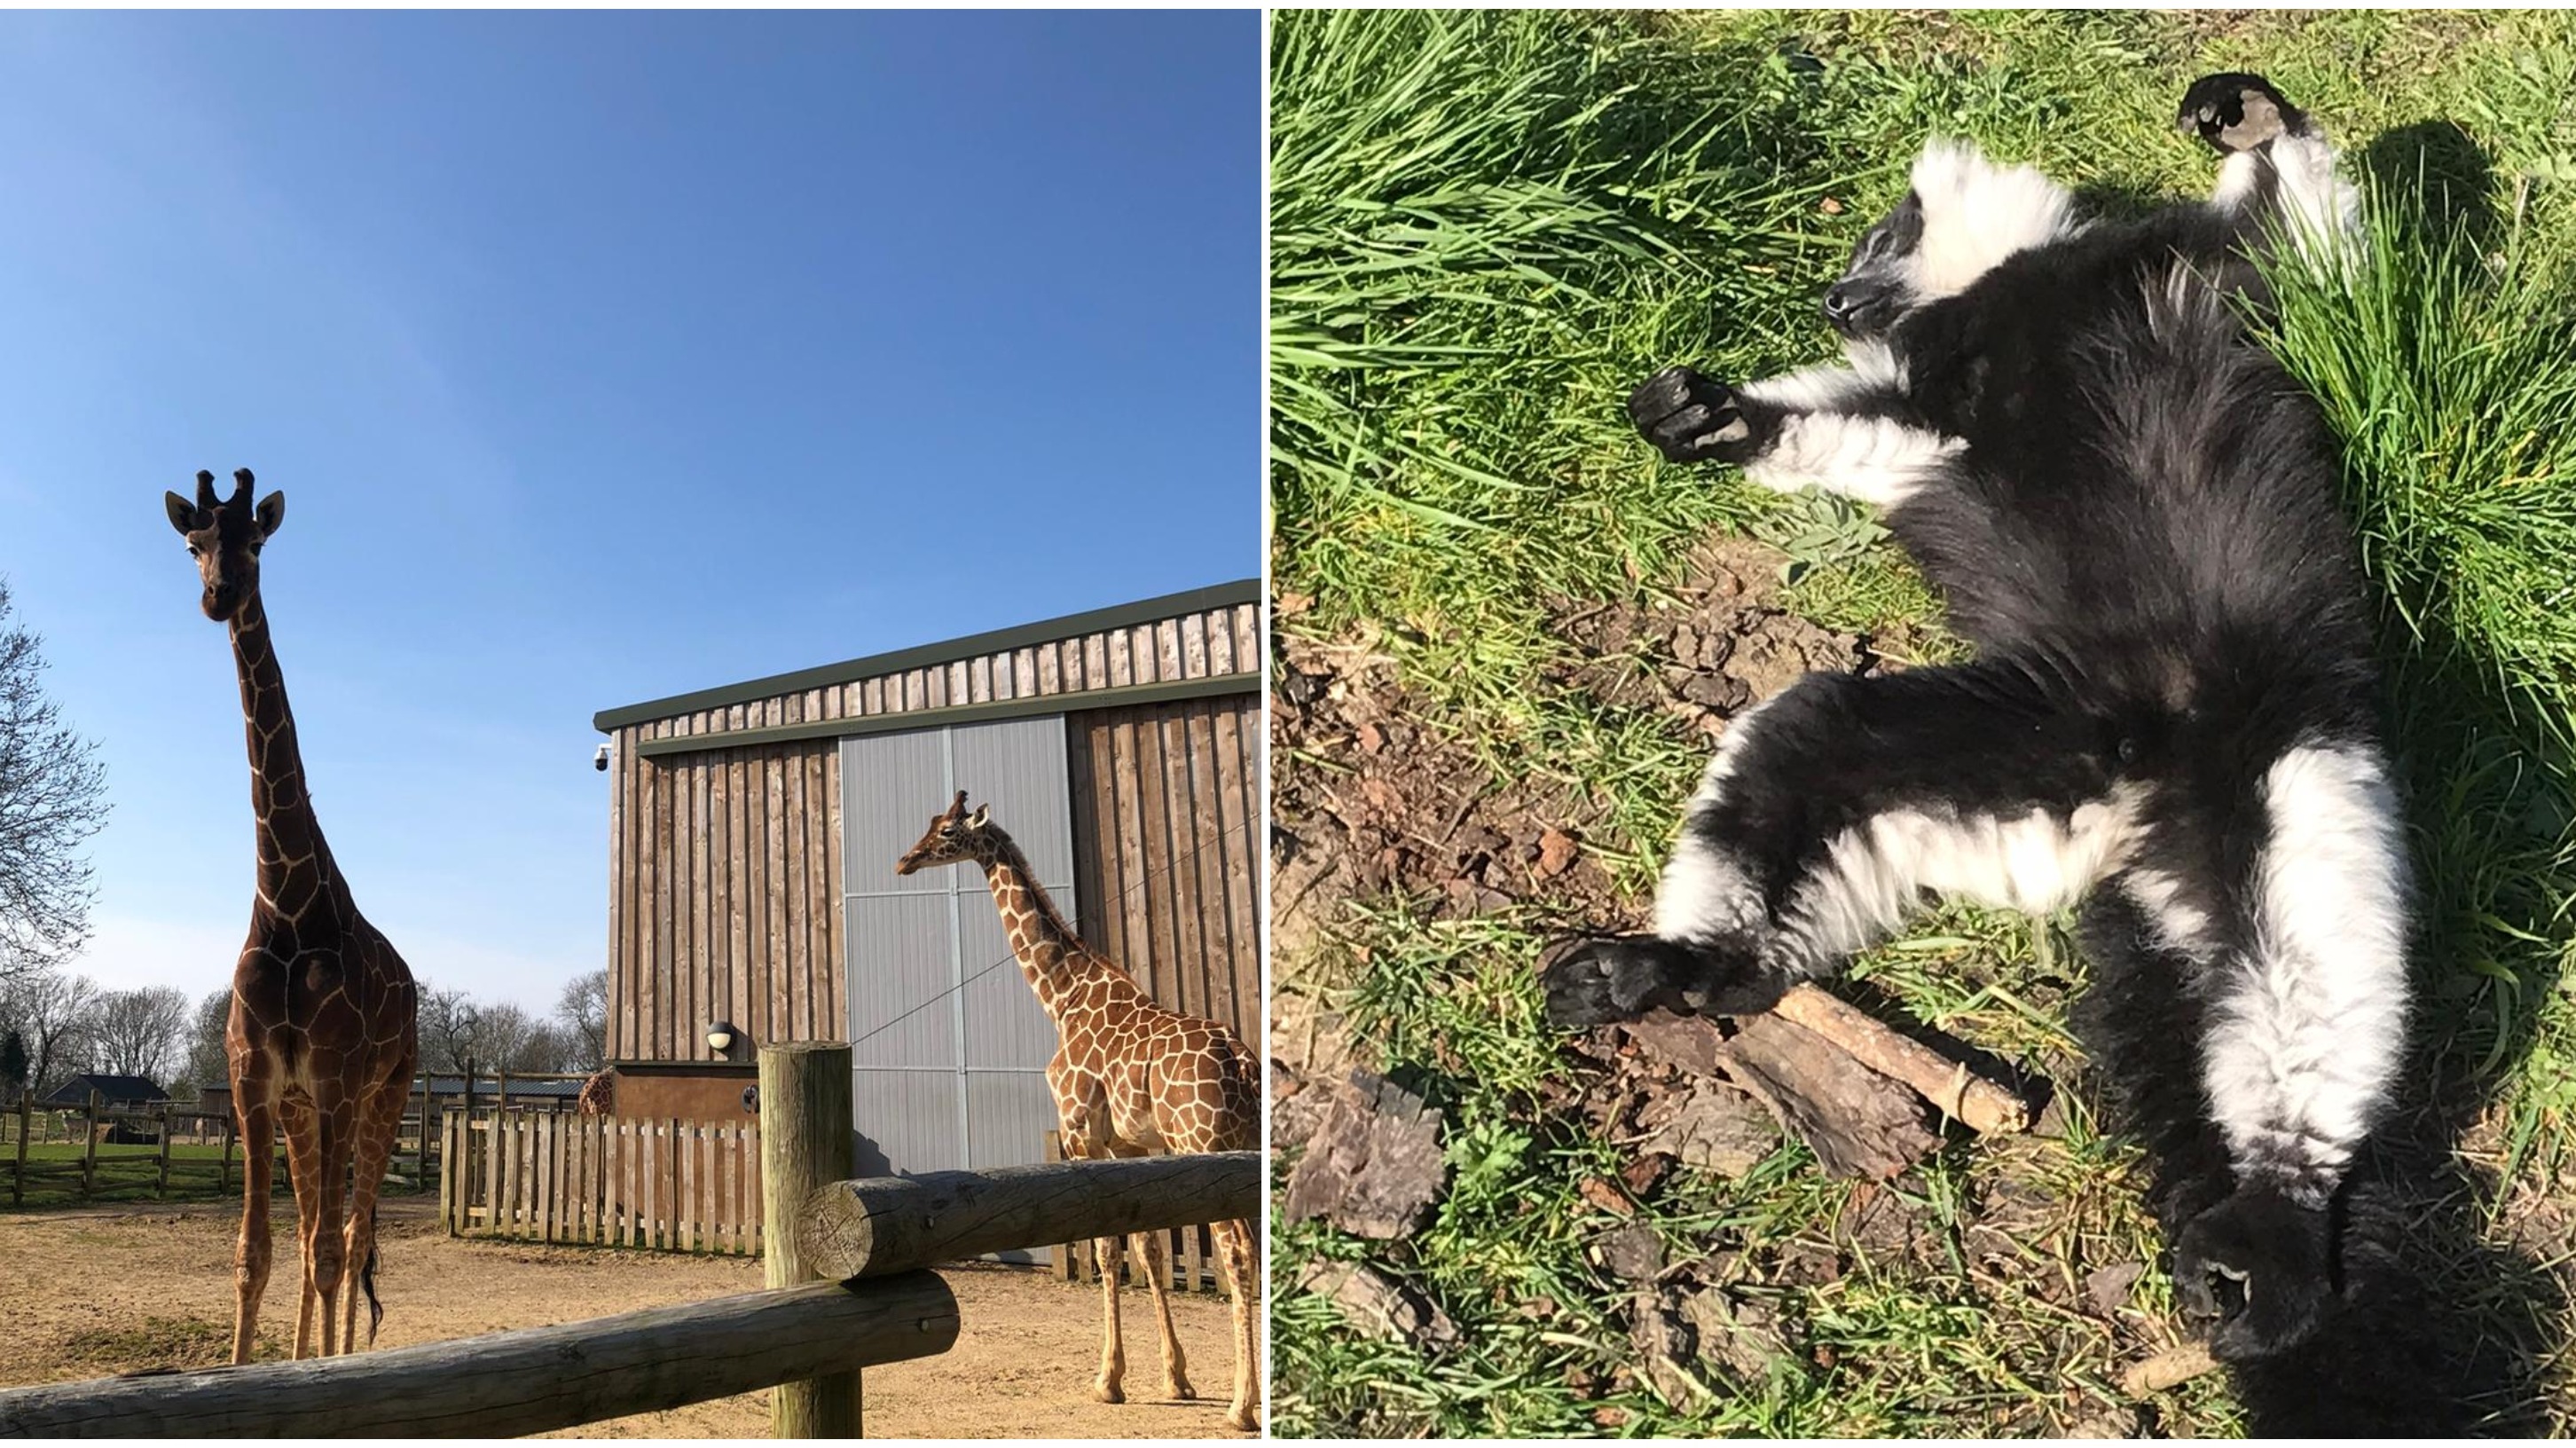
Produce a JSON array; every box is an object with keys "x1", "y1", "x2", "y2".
[
  {"x1": 340, "y1": 1076, "x2": 406, "y2": 1351},
  {"x1": 1091, "y1": 1228, "x2": 1128, "y2": 1403},
  {"x1": 232, "y1": 1090, "x2": 278, "y2": 1365},
  {"x1": 1213, "y1": 1216, "x2": 1261, "y2": 1433},
  {"x1": 280, "y1": 1095, "x2": 325, "y2": 1360},
  {"x1": 1058, "y1": 1110, "x2": 1128, "y2": 1406},
  {"x1": 1129, "y1": 1227, "x2": 1195, "y2": 1400},
  {"x1": 306, "y1": 1085, "x2": 353, "y2": 1358}
]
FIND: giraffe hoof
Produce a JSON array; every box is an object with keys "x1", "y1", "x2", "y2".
[
  {"x1": 1226, "y1": 1407, "x2": 1260, "y2": 1433},
  {"x1": 1167, "y1": 1377, "x2": 1198, "y2": 1401},
  {"x1": 1093, "y1": 1380, "x2": 1125, "y2": 1405}
]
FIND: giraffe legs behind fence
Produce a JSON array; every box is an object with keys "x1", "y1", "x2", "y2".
[
  {"x1": 1213, "y1": 1216, "x2": 1261, "y2": 1433},
  {"x1": 1129, "y1": 1229, "x2": 1195, "y2": 1400}
]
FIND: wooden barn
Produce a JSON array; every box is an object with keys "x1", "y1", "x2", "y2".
[{"x1": 591, "y1": 579, "x2": 1261, "y2": 1189}]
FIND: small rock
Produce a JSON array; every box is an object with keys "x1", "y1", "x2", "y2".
[{"x1": 1355, "y1": 720, "x2": 1385, "y2": 754}]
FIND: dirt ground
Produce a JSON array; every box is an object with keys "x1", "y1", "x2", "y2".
[{"x1": 0, "y1": 1199, "x2": 1253, "y2": 1439}]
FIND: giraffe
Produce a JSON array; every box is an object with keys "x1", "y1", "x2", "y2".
[
  {"x1": 896, "y1": 791, "x2": 1261, "y2": 1433},
  {"x1": 165, "y1": 469, "x2": 420, "y2": 1364}
]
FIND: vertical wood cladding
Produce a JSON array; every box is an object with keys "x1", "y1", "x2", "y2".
[
  {"x1": 1066, "y1": 693, "x2": 1262, "y2": 1043},
  {"x1": 607, "y1": 599, "x2": 1258, "y2": 1063}
]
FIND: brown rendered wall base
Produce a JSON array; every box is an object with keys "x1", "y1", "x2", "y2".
[{"x1": 608, "y1": 1061, "x2": 763, "y2": 1121}]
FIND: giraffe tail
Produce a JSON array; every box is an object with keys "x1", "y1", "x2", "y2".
[{"x1": 359, "y1": 1202, "x2": 385, "y2": 1344}]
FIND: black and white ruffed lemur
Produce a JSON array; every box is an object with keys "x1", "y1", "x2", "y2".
[{"x1": 1544, "y1": 75, "x2": 2435, "y2": 1412}]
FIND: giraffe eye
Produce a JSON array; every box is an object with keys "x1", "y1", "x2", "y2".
[{"x1": 187, "y1": 544, "x2": 201, "y2": 557}]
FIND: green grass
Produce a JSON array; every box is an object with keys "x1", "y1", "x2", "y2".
[{"x1": 1270, "y1": 10, "x2": 2576, "y2": 1437}]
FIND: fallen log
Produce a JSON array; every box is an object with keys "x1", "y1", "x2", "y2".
[{"x1": 1772, "y1": 984, "x2": 2031, "y2": 1134}]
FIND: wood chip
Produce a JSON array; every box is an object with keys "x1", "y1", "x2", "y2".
[
  {"x1": 2085, "y1": 1261, "x2": 2144, "y2": 1317},
  {"x1": 1296, "y1": 1261, "x2": 1459, "y2": 1350},
  {"x1": 1718, "y1": 1014, "x2": 1937, "y2": 1179},
  {"x1": 1280, "y1": 1073, "x2": 1447, "y2": 1238},
  {"x1": 1536, "y1": 827, "x2": 1581, "y2": 877},
  {"x1": 1633, "y1": 1083, "x2": 1779, "y2": 1177},
  {"x1": 2121, "y1": 1342, "x2": 2219, "y2": 1396},
  {"x1": 1577, "y1": 1175, "x2": 1636, "y2": 1218}
]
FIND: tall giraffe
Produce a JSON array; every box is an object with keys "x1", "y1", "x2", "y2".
[
  {"x1": 897, "y1": 791, "x2": 1261, "y2": 1433},
  {"x1": 165, "y1": 469, "x2": 420, "y2": 1363}
]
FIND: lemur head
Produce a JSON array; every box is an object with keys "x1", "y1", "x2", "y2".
[
  {"x1": 165, "y1": 468, "x2": 284, "y2": 623},
  {"x1": 1824, "y1": 140, "x2": 2080, "y2": 342},
  {"x1": 894, "y1": 791, "x2": 997, "y2": 875}
]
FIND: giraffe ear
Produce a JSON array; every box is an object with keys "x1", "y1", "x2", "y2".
[
  {"x1": 968, "y1": 805, "x2": 989, "y2": 829},
  {"x1": 164, "y1": 492, "x2": 200, "y2": 536},
  {"x1": 255, "y1": 491, "x2": 286, "y2": 539}
]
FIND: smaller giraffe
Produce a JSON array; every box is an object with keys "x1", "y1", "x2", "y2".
[{"x1": 897, "y1": 791, "x2": 1261, "y2": 1433}]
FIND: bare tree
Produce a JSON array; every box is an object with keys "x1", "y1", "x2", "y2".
[
  {"x1": 0, "y1": 970, "x2": 98, "y2": 1098},
  {"x1": 0, "y1": 579, "x2": 111, "y2": 984},
  {"x1": 416, "y1": 983, "x2": 482, "y2": 1075},
  {"x1": 555, "y1": 969, "x2": 608, "y2": 1070},
  {"x1": 87, "y1": 986, "x2": 192, "y2": 1083},
  {"x1": 182, "y1": 987, "x2": 233, "y2": 1094},
  {"x1": 473, "y1": 1003, "x2": 549, "y2": 1074}
]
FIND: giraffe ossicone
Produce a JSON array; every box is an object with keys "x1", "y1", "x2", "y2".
[
  {"x1": 895, "y1": 791, "x2": 1262, "y2": 1433},
  {"x1": 167, "y1": 468, "x2": 420, "y2": 1364}
]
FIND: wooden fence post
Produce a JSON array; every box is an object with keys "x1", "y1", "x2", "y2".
[
  {"x1": 12, "y1": 1093, "x2": 28, "y2": 1208},
  {"x1": 761, "y1": 1043, "x2": 857, "y2": 1438},
  {"x1": 82, "y1": 1090, "x2": 101, "y2": 1200},
  {"x1": 416, "y1": 1077, "x2": 431, "y2": 1186},
  {"x1": 221, "y1": 1113, "x2": 235, "y2": 1195},
  {"x1": 157, "y1": 1103, "x2": 173, "y2": 1200}
]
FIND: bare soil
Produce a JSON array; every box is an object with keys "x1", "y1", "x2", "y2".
[{"x1": 0, "y1": 1200, "x2": 1253, "y2": 1439}]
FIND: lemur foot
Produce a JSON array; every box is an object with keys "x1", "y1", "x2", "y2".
[
  {"x1": 2172, "y1": 1186, "x2": 2333, "y2": 1360},
  {"x1": 1539, "y1": 933, "x2": 1788, "y2": 1027},
  {"x1": 1628, "y1": 366, "x2": 1760, "y2": 466},
  {"x1": 2177, "y1": 73, "x2": 2310, "y2": 155}
]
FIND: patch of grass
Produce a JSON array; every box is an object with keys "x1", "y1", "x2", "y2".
[{"x1": 1270, "y1": 8, "x2": 2576, "y2": 1437}]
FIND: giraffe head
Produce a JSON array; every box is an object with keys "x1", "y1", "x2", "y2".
[
  {"x1": 164, "y1": 468, "x2": 284, "y2": 622},
  {"x1": 894, "y1": 790, "x2": 999, "y2": 875}
]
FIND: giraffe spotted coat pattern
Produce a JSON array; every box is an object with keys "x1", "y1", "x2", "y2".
[
  {"x1": 168, "y1": 469, "x2": 420, "y2": 1364},
  {"x1": 897, "y1": 791, "x2": 1261, "y2": 1432}
]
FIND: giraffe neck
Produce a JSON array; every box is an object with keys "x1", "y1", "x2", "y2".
[
  {"x1": 230, "y1": 595, "x2": 353, "y2": 925},
  {"x1": 976, "y1": 834, "x2": 1119, "y2": 1019}
]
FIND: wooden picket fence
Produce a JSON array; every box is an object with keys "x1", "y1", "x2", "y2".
[
  {"x1": 443, "y1": 1113, "x2": 763, "y2": 1255},
  {"x1": 1042, "y1": 1130, "x2": 1222, "y2": 1293}
]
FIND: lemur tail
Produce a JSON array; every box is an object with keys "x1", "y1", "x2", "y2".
[{"x1": 360, "y1": 1201, "x2": 385, "y2": 1344}]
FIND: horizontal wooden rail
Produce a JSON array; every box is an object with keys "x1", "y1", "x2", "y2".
[
  {"x1": 799, "y1": 1151, "x2": 1259, "y2": 1280},
  {"x1": 0, "y1": 1272, "x2": 958, "y2": 1438}
]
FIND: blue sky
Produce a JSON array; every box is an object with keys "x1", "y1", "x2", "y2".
[{"x1": 0, "y1": 12, "x2": 1260, "y2": 1023}]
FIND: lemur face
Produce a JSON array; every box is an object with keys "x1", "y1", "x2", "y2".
[{"x1": 1824, "y1": 188, "x2": 1927, "y2": 341}]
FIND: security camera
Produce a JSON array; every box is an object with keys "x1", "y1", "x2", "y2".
[{"x1": 593, "y1": 743, "x2": 611, "y2": 772}]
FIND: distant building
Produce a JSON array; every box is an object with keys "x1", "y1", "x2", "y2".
[
  {"x1": 592, "y1": 580, "x2": 1261, "y2": 1199},
  {"x1": 43, "y1": 1074, "x2": 170, "y2": 1109}
]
